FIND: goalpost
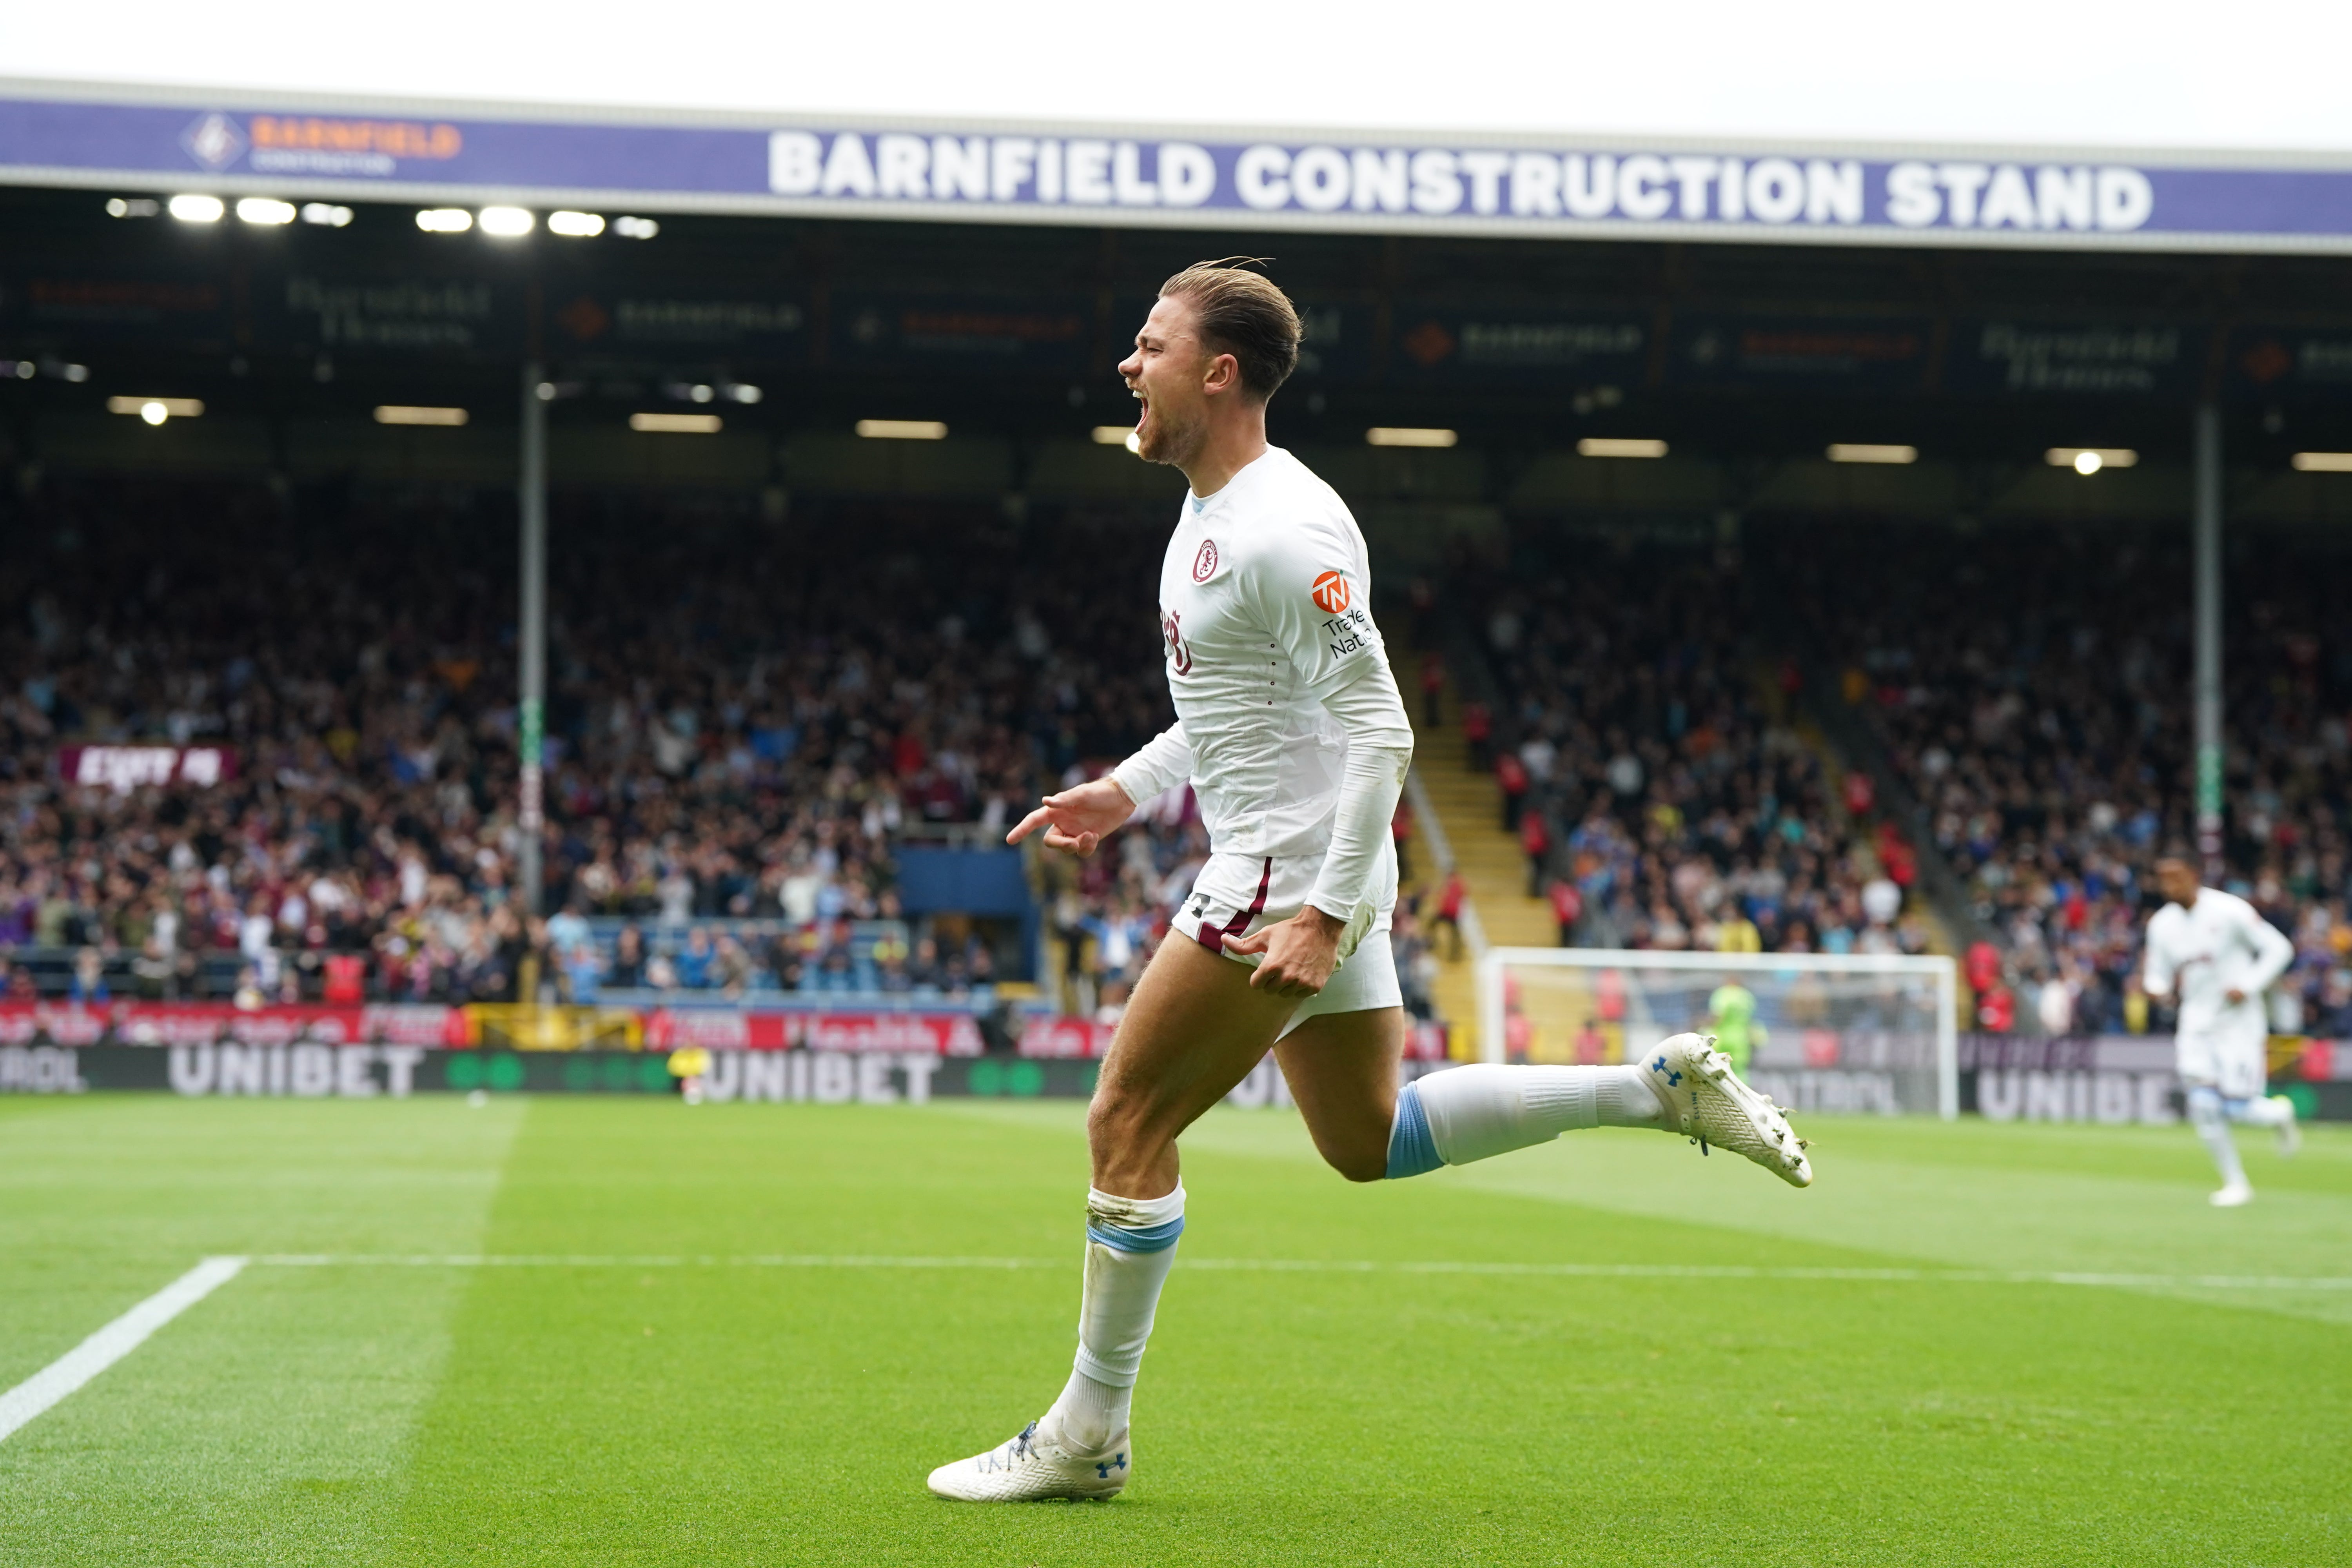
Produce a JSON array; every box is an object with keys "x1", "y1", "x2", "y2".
[{"x1": 1475, "y1": 948, "x2": 1960, "y2": 1121}]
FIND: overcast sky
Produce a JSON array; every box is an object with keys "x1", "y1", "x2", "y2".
[{"x1": 10, "y1": 0, "x2": 2352, "y2": 154}]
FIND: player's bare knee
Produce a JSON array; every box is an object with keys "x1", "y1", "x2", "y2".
[
  {"x1": 1328, "y1": 1144, "x2": 1388, "y2": 1183},
  {"x1": 1086, "y1": 1090, "x2": 1168, "y2": 1172}
]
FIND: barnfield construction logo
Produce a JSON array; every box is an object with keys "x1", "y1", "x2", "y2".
[{"x1": 181, "y1": 112, "x2": 246, "y2": 171}]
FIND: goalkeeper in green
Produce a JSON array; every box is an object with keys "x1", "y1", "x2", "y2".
[{"x1": 1706, "y1": 980, "x2": 1767, "y2": 1073}]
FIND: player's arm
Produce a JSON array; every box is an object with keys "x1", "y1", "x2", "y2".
[
  {"x1": 2232, "y1": 903, "x2": 2295, "y2": 1003},
  {"x1": 1005, "y1": 722, "x2": 1189, "y2": 858},
  {"x1": 1222, "y1": 528, "x2": 1412, "y2": 997},
  {"x1": 2140, "y1": 917, "x2": 2176, "y2": 1002}
]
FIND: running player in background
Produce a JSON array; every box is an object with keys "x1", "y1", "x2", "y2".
[
  {"x1": 926, "y1": 261, "x2": 1812, "y2": 1504},
  {"x1": 2141, "y1": 853, "x2": 2299, "y2": 1206}
]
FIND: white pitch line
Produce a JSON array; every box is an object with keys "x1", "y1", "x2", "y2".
[
  {"x1": 247, "y1": 1254, "x2": 2352, "y2": 1291},
  {"x1": 0, "y1": 1256, "x2": 247, "y2": 1446}
]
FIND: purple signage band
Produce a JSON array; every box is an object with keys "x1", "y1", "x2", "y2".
[{"x1": 8, "y1": 89, "x2": 2352, "y2": 253}]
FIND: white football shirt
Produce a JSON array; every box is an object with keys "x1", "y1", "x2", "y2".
[
  {"x1": 2141, "y1": 886, "x2": 2294, "y2": 1042},
  {"x1": 1145, "y1": 446, "x2": 1387, "y2": 861}
]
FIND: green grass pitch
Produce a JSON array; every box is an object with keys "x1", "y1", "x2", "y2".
[{"x1": 1, "y1": 1092, "x2": 2346, "y2": 1566}]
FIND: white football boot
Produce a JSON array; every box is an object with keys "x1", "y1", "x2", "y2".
[
  {"x1": 1641, "y1": 1033, "x2": 1813, "y2": 1188},
  {"x1": 2210, "y1": 1180, "x2": 2255, "y2": 1208},
  {"x1": 926, "y1": 1417, "x2": 1131, "y2": 1502},
  {"x1": 2270, "y1": 1095, "x2": 2302, "y2": 1158}
]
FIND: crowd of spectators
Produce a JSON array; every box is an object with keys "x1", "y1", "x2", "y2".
[
  {"x1": 1786, "y1": 522, "x2": 2352, "y2": 1038},
  {"x1": 1460, "y1": 532, "x2": 1927, "y2": 962},
  {"x1": 0, "y1": 477, "x2": 1201, "y2": 1012}
]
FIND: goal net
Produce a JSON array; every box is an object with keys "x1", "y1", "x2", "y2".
[{"x1": 1475, "y1": 949, "x2": 1958, "y2": 1119}]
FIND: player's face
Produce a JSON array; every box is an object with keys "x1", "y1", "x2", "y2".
[
  {"x1": 1117, "y1": 294, "x2": 1214, "y2": 467},
  {"x1": 2155, "y1": 859, "x2": 2200, "y2": 907}
]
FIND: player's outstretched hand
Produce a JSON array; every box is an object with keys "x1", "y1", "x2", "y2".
[
  {"x1": 1223, "y1": 907, "x2": 1343, "y2": 998},
  {"x1": 1005, "y1": 776, "x2": 1137, "y2": 858}
]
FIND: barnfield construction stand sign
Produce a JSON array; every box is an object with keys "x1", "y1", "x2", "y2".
[{"x1": 7, "y1": 82, "x2": 2352, "y2": 252}]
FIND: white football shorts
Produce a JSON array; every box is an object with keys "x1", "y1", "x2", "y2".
[
  {"x1": 2176, "y1": 1020, "x2": 2270, "y2": 1100},
  {"x1": 1177, "y1": 844, "x2": 1402, "y2": 1037}
]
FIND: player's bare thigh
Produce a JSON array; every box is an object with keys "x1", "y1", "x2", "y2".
[
  {"x1": 1275, "y1": 1007, "x2": 1406, "y2": 1183},
  {"x1": 1088, "y1": 934, "x2": 1296, "y2": 1199}
]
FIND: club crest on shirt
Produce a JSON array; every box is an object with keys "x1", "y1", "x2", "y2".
[
  {"x1": 1311, "y1": 569, "x2": 1350, "y2": 615},
  {"x1": 1192, "y1": 539, "x2": 1219, "y2": 582}
]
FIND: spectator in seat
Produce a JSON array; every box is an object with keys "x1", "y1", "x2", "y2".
[
  {"x1": 676, "y1": 927, "x2": 714, "y2": 989},
  {"x1": 607, "y1": 926, "x2": 645, "y2": 989},
  {"x1": 69, "y1": 946, "x2": 108, "y2": 1004},
  {"x1": 323, "y1": 950, "x2": 366, "y2": 1005}
]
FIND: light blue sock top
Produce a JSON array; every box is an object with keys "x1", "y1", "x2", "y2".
[{"x1": 1385, "y1": 1080, "x2": 1443, "y2": 1179}]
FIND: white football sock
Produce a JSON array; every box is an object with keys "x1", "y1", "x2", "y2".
[
  {"x1": 2187, "y1": 1087, "x2": 2248, "y2": 1187},
  {"x1": 1412, "y1": 1064, "x2": 1660, "y2": 1166},
  {"x1": 1044, "y1": 1184, "x2": 1183, "y2": 1452}
]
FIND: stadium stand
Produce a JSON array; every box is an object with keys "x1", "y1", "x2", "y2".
[
  {"x1": 1447, "y1": 530, "x2": 1927, "y2": 962},
  {"x1": 1785, "y1": 522, "x2": 2352, "y2": 1037},
  {"x1": 0, "y1": 475, "x2": 1438, "y2": 1027}
]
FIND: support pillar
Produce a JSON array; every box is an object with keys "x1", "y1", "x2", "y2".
[
  {"x1": 2193, "y1": 402, "x2": 2224, "y2": 879},
  {"x1": 519, "y1": 363, "x2": 548, "y2": 916}
]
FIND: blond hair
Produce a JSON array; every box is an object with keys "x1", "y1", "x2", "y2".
[{"x1": 1158, "y1": 258, "x2": 1301, "y2": 401}]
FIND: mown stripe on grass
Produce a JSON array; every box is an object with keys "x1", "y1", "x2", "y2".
[{"x1": 246, "y1": 1253, "x2": 2352, "y2": 1290}]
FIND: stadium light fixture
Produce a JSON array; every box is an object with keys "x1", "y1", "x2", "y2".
[
  {"x1": 1367, "y1": 427, "x2": 1459, "y2": 448},
  {"x1": 416, "y1": 208, "x2": 472, "y2": 233},
  {"x1": 724, "y1": 383, "x2": 762, "y2": 405},
  {"x1": 547, "y1": 210, "x2": 605, "y2": 237},
  {"x1": 1826, "y1": 443, "x2": 1917, "y2": 465},
  {"x1": 630, "y1": 412, "x2": 722, "y2": 434},
  {"x1": 301, "y1": 202, "x2": 353, "y2": 227},
  {"x1": 1091, "y1": 425, "x2": 1138, "y2": 445},
  {"x1": 477, "y1": 206, "x2": 534, "y2": 237},
  {"x1": 167, "y1": 194, "x2": 224, "y2": 223},
  {"x1": 104, "y1": 197, "x2": 159, "y2": 219},
  {"x1": 613, "y1": 216, "x2": 659, "y2": 239},
  {"x1": 1577, "y1": 437, "x2": 1669, "y2": 459},
  {"x1": 2047, "y1": 446, "x2": 2136, "y2": 474},
  {"x1": 857, "y1": 419, "x2": 949, "y2": 440},
  {"x1": 375, "y1": 406, "x2": 469, "y2": 427},
  {"x1": 108, "y1": 396, "x2": 204, "y2": 425},
  {"x1": 2290, "y1": 451, "x2": 2352, "y2": 472},
  {"x1": 235, "y1": 197, "x2": 296, "y2": 225}
]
